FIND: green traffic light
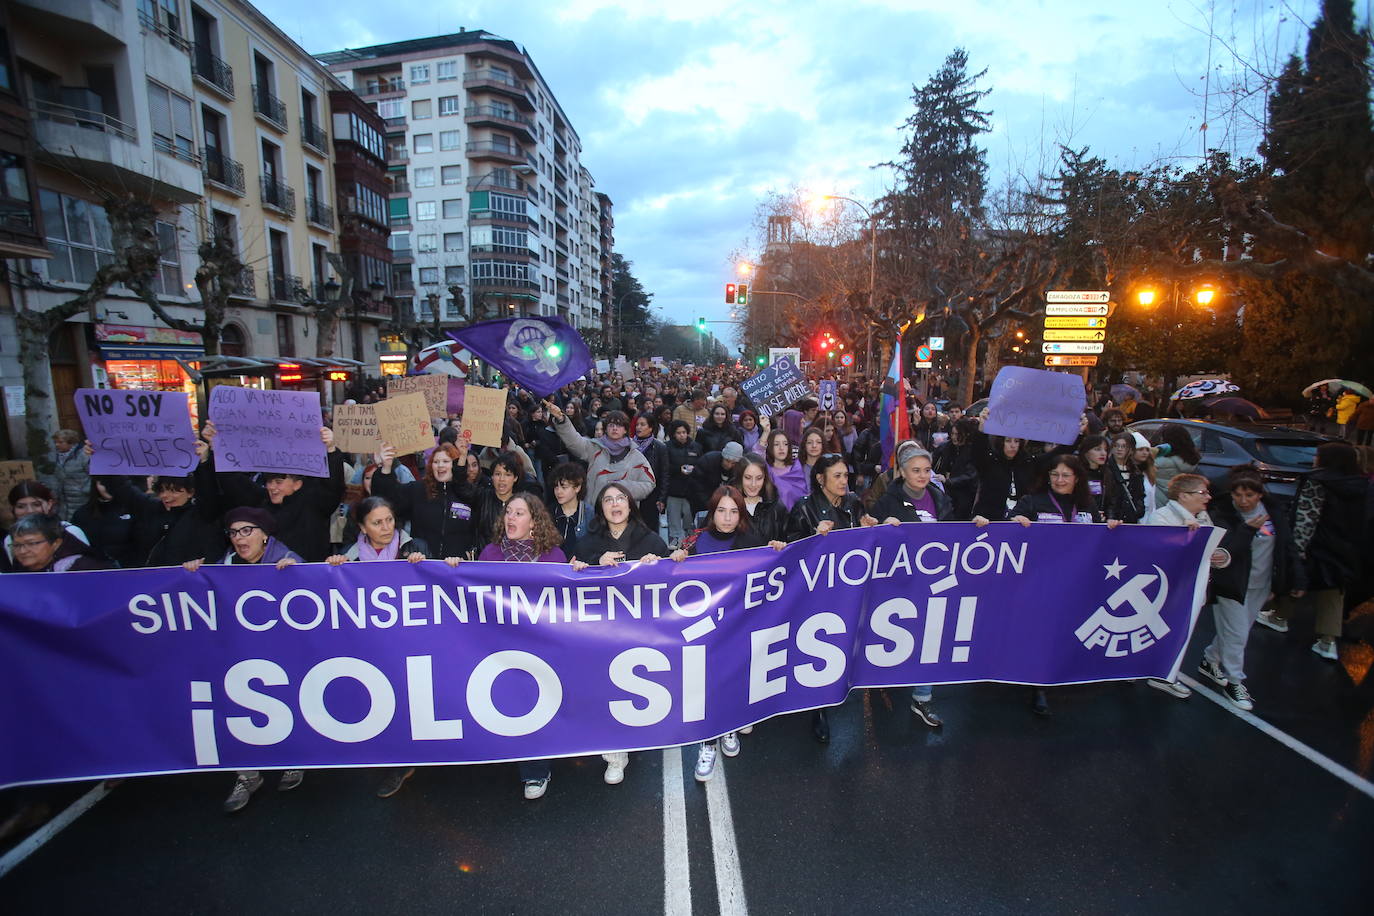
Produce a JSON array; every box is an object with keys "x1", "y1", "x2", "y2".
[{"x1": 756, "y1": 355, "x2": 765, "y2": 365}]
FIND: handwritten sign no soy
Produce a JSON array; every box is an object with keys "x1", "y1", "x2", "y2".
[
  {"x1": 75, "y1": 389, "x2": 198, "y2": 475},
  {"x1": 208, "y1": 386, "x2": 327, "y2": 477}
]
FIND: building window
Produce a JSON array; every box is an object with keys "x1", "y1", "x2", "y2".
[
  {"x1": 413, "y1": 167, "x2": 435, "y2": 188},
  {"x1": 412, "y1": 133, "x2": 433, "y2": 154},
  {"x1": 471, "y1": 259, "x2": 532, "y2": 282},
  {"x1": 438, "y1": 96, "x2": 460, "y2": 116},
  {"x1": 442, "y1": 198, "x2": 462, "y2": 219},
  {"x1": 376, "y1": 98, "x2": 403, "y2": 119},
  {"x1": 418, "y1": 267, "x2": 439, "y2": 284},
  {"x1": 410, "y1": 64, "x2": 430, "y2": 84},
  {"x1": 439, "y1": 130, "x2": 460, "y2": 151},
  {"x1": 389, "y1": 230, "x2": 410, "y2": 254},
  {"x1": 416, "y1": 234, "x2": 437, "y2": 252},
  {"x1": 436, "y1": 60, "x2": 457, "y2": 81},
  {"x1": 351, "y1": 183, "x2": 386, "y2": 224},
  {"x1": 441, "y1": 165, "x2": 462, "y2": 185},
  {"x1": 415, "y1": 201, "x2": 436, "y2": 220},
  {"x1": 349, "y1": 113, "x2": 385, "y2": 160},
  {"x1": 389, "y1": 197, "x2": 409, "y2": 222},
  {"x1": 276, "y1": 314, "x2": 295, "y2": 357},
  {"x1": 445, "y1": 266, "x2": 465, "y2": 284},
  {"x1": 154, "y1": 220, "x2": 184, "y2": 296},
  {"x1": 39, "y1": 189, "x2": 114, "y2": 284},
  {"x1": 147, "y1": 81, "x2": 196, "y2": 162},
  {"x1": 411, "y1": 99, "x2": 431, "y2": 120},
  {"x1": 443, "y1": 232, "x2": 463, "y2": 251}
]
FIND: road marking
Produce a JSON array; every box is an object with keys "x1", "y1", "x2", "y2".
[
  {"x1": 0, "y1": 782, "x2": 112, "y2": 880},
  {"x1": 1179, "y1": 674, "x2": 1374, "y2": 801},
  {"x1": 705, "y1": 755, "x2": 749, "y2": 915},
  {"x1": 662, "y1": 748, "x2": 691, "y2": 916}
]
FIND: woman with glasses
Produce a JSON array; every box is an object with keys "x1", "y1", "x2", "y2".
[
  {"x1": 976, "y1": 455, "x2": 1120, "y2": 717},
  {"x1": 5, "y1": 512, "x2": 110, "y2": 573},
  {"x1": 871, "y1": 444, "x2": 952, "y2": 728},
  {"x1": 479, "y1": 494, "x2": 568, "y2": 799},
  {"x1": 325, "y1": 496, "x2": 428, "y2": 799},
  {"x1": 184, "y1": 507, "x2": 304, "y2": 812},
  {"x1": 570, "y1": 481, "x2": 668, "y2": 786},
  {"x1": 545, "y1": 402, "x2": 656, "y2": 508},
  {"x1": 669, "y1": 485, "x2": 784, "y2": 781},
  {"x1": 786, "y1": 453, "x2": 878, "y2": 742},
  {"x1": 1103, "y1": 432, "x2": 1147, "y2": 523}
]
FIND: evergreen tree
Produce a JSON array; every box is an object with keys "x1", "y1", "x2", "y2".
[{"x1": 609, "y1": 253, "x2": 655, "y2": 357}]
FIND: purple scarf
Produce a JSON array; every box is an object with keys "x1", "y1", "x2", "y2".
[
  {"x1": 596, "y1": 434, "x2": 633, "y2": 462},
  {"x1": 771, "y1": 460, "x2": 809, "y2": 510},
  {"x1": 499, "y1": 536, "x2": 537, "y2": 562},
  {"x1": 356, "y1": 533, "x2": 401, "y2": 561},
  {"x1": 631, "y1": 434, "x2": 656, "y2": 455}
]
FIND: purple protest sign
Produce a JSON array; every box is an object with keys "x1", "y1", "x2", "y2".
[
  {"x1": 207, "y1": 386, "x2": 327, "y2": 477},
  {"x1": 0, "y1": 523, "x2": 1219, "y2": 789},
  {"x1": 447, "y1": 377, "x2": 466, "y2": 415},
  {"x1": 74, "y1": 388, "x2": 198, "y2": 475},
  {"x1": 984, "y1": 366, "x2": 1087, "y2": 445}
]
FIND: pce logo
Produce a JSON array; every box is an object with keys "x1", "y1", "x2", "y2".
[{"x1": 1074, "y1": 562, "x2": 1170, "y2": 657}]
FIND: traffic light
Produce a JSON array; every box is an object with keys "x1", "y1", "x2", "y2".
[
  {"x1": 725, "y1": 283, "x2": 736, "y2": 304},
  {"x1": 697, "y1": 316, "x2": 707, "y2": 333},
  {"x1": 737, "y1": 284, "x2": 748, "y2": 305}
]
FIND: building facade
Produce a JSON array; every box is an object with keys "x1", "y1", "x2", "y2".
[
  {"x1": 0, "y1": 0, "x2": 391, "y2": 457},
  {"x1": 318, "y1": 30, "x2": 606, "y2": 338}
]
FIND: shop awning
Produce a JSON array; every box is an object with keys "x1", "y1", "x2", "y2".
[{"x1": 184, "y1": 355, "x2": 369, "y2": 380}]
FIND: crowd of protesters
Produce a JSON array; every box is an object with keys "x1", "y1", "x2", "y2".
[{"x1": 1, "y1": 357, "x2": 1371, "y2": 831}]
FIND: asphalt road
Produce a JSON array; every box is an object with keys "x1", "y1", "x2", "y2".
[{"x1": 3, "y1": 605, "x2": 1372, "y2": 915}]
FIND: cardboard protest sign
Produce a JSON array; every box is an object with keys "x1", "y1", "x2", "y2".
[
  {"x1": 331, "y1": 403, "x2": 381, "y2": 454},
  {"x1": 458, "y1": 385, "x2": 506, "y2": 448},
  {"x1": 387, "y1": 374, "x2": 448, "y2": 418},
  {"x1": 373, "y1": 392, "x2": 435, "y2": 456},
  {"x1": 74, "y1": 389, "x2": 198, "y2": 475},
  {"x1": 0, "y1": 460, "x2": 35, "y2": 495},
  {"x1": 983, "y1": 366, "x2": 1086, "y2": 446},
  {"x1": 208, "y1": 386, "x2": 327, "y2": 477},
  {"x1": 447, "y1": 378, "x2": 466, "y2": 415},
  {"x1": 739, "y1": 356, "x2": 810, "y2": 417}
]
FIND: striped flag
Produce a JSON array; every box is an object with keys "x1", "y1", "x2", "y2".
[{"x1": 879, "y1": 342, "x2": 908, "y2": 471}]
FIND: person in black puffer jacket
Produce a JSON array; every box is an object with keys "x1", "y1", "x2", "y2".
[
  {"x1": 96, "y1": 438, "x2": 226, "y2": 568},
  {"x1": 71, "y1": 478, "x2": 139, "y2": 568},
  {"x1": 372, "y1": 442, "x2": 479, "y2": 561},
  {"x1": 664, "y1": 420, "x2": 704, "y2": 548},
  {"x1": 931, "y1": 418, "x2": 980, "y2": 520},
  {"x1": 969, "y1": 430, "x2": 1037, "y2": 522},
  {"x1": 696, "y1": 404, "x2": 743, "y2": 455}
]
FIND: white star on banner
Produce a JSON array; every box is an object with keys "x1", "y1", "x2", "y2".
[{"x1": 1104, "y1": 558, "x2": 1126, "y2": 580}]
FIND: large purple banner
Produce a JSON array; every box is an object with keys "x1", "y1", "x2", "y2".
[{"x1": 0, "y1": 523, "x2": 1220, "y2": 789}]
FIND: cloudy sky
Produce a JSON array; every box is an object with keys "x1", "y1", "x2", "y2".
[{"x1": 258, "y1": 0, "x2": 1323, "y2": 346}]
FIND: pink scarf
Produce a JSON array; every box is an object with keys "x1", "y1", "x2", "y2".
[{"x1": 357, "y1": 533, "x2": 401, "y2": 561}]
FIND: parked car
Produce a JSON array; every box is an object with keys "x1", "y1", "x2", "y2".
[{"x1": 1128, "y1": 418, "x2": 1334, "y2": 503}]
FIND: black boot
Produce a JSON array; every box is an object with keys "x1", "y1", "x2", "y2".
[
  {"x1": 1030, "y1": 688, "x2": 1051, "y2": 718},
  {"x1": 811, "y1": 709, "x2": 830, "y2": 743}
]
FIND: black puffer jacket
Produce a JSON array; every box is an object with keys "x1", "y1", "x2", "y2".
[
  {"x1": 574, "y1": 521, "x2": 669, "y2": 564},
  {"x1": 1291, "y1": 469, "x2": 1369, "y2": 591},
  {"x1": 105, "y1": 465, "x2": 227, "y2": 568},
  {"x1": 1210, "y1": 493, "x2": 1299, "y2": 601},
  {"x1": 216, "y1": 450, "x2": 346, "y2": 562},
  {"x1": 372, "y1": 469, "x2": 480, "y2": 560},
  {"x1": 971, "y1": 435, "x2": 1037, "y2": 521}
]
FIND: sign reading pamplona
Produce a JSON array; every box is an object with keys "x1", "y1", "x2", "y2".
[{"x1": 0, "y1": 524, "x2": 1219, "y2": 788}]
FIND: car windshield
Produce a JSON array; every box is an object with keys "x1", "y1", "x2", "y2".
[{"x1": 1248, "y1": 439, "x2": 1319, "y2": 467}]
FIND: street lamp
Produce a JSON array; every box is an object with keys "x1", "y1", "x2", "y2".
[
  {"x1": 815, "y1": 193, "x2": 877, "y2": 374},
  {"x1": 1134, "y1": 280, "x2": 1221, "y2": 391}
]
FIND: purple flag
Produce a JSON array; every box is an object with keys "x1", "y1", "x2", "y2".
[{"x1": 448, "y1": 316, "x2": 592, "y2": 397}]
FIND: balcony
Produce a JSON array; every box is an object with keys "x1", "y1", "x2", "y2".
[
  {"x1": 466, "y1": 140, "x2": 529, "y2": 165},
  {"x1": 300, "y1": 118, "x2": 328, "y2": 154},
  {"x1": 33, "y1": 99, "x2": 135, "y2": 142},
  {"x1": 386, "y1": 147, "x2": 408, "y2": 164},
  {"x1": 305, "y1": 197, "x2": 335, "y2": 230},
  {"x1": 392, "y1": 277, "x2": 415, "y2": 293},
  {"x1": 268, "y1": 272, "x2": 303, "y2": 302},
  {"x1": 470, "y1": 243, "x2": 538, "y2": 260},
  {"x1": 389, "y1": 176, "x2": 410, "y2": 194},
  {"x1": 360, "y1": 77, "x2": 405, "y2": 97},
  {"x1": 252, "y1": 85, "x2": 287, "y2": 131},
  {"x1": 189, "y1": 47, "x2": 233, "y2": 98},
  {"x1": 462, "y1": 70, "x2": 535, "y2": 110},
  {"x1": 383, "y1": 116, "x2": 407, "y2": 132},
  {"x1": 202, "y1": 150, "x2": 245, "y2": 194},
  {"x1": 138, "y1": 9, "x2": 191, "y2": 52},
  {"x1": 230, "y1": 266, "x2": 256, "y2": 299},
  {"x1": 33, "y1": 99, "x2": 199, "y2": 203},
  {"x1": 390, "y1": 214, "x2": 411, "y2": 228},
  {"x1": 259, "y1": 174, "x2": 296, "y2": 217},
  {"x1": 464, "y1": 105, "x2": 536, "y2": 141},
  {"x1": 472, "y1": 277, "x2": 540, "y2": 293}
]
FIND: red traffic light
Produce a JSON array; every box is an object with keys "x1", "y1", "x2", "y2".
[{"x1": 725, "y1": 283, "x2": 736, "y2": 304}]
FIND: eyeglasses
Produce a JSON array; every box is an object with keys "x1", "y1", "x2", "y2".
[
  {"x1": 225, "y1": 525, "x2": 261, "y2": 538},
  {"x1": 11, "y1": 538, "x2": 53, "y2": 552},
  {"x1": 1048, "y1": 472, "x2": 1076, "y2": 480},
  {"x1": 822, "y1": 453, "x2": 843, "y2": 459},
  {"x1": 601, "y1": 493, "x2": 630, "y2": 505},
  {"x1": 1182, "y1": 490, "x2": 1209, "y2": 496}
]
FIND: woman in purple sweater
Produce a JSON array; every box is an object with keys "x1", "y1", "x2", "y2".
[{"x1": 477, "y1": 493, "x2": 567, "y2": 799}]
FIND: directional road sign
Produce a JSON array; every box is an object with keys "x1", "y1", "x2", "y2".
[
  {"x1": 916, "y1": 345, "x2": 933, "y2": 362},
  {"x1": 1043, "y1": 341, "x2": 1105, "y2": 354},
  {"x1": 1043, "y1": 316, "x2": 1108, "y2": 329},
  {"x1": 1045, "y1": 303, "x2": 1110, "y2": 317},
  {"x1": 1046, "y1": 290, "x2": 1110, "y2": 303},
  {"x1": 914, "y1": 361, "x2": 933, "y2": 369},
  {"x1": 1043, "y1": 329, "x2": 1107, "y2": 342},
  {"x1": 1045, "y1": 355, "x2": 1099, "y2": 367}
]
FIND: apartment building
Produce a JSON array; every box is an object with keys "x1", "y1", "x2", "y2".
[
  {"x1": 318, "y1": 30, "x2": 607, "y2": 336},
  {"x1": 0, "y1": 0, "x2": 390, "y2": 454}
]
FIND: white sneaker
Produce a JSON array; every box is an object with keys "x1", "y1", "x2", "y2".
[
  {"x1": 720, "y1": 732, "x2": 741, "y2": 757},
  {"x1": 694, "y1": 744, "x2": 718, "y2": 781},
  {"x1": 738, "y1": 725, "x2": 753, "y2": 735},
  {"x1": 603, "y1": 752, "x2": 628, "y2": 785},
  {"x1": 1146, "y1": 678, "x2": 1192, "y2": 699},
  {"x1": 523, "y1": 776, "x2": 550, "y2": 800},
  {"x1": 1256, "y1": 609, "x2": 1289, "y2": 633},
  {"x1": 1312, "y1": 638, "x2": 1339, "y2": 661}
]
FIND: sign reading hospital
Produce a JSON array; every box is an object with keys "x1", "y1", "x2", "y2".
[{"x1": 0, "y1": 523, "x2": 1219, "y2": 789}]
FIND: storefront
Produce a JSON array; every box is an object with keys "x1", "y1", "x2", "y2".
[{"x1": 93, "y1": 323, "x2": 204, "y2": 423}]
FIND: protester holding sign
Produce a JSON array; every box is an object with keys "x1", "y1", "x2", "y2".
[
  {"x1": 969, "y1": 432, "x2": 1036, "y2": 523},
  {"x1": 670, "y1": 485, "x2": 784, "y2": 782},
  {"x1": 570, "y1": 480, "x2": 668, "y2": 786},
  {"x1": 785, "y1": 453, "x2": 879, "y2": 744},
  {"x1": 203, "y1": 423, "x2": 344, "y2": 563},
  {"x1": 95, "y1": 461, "x2": 225, "y2": 569},
  {"x1": 70, "y1": 480, "x2": 138, "y2": 569},
  {"x1": 183, "y1": 506, "x2": 303, "y2": 812},
  {"x1": 372, "y1": 442, "x2": 478, "y2": 562}
]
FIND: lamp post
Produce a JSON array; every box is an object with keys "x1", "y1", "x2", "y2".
[
  {"x1": 819, "y1": 194, "x2": 877, "y2": 375},
  {"x1": 1134, "y1": 279, "x2": 1218, "y2": 394}
]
